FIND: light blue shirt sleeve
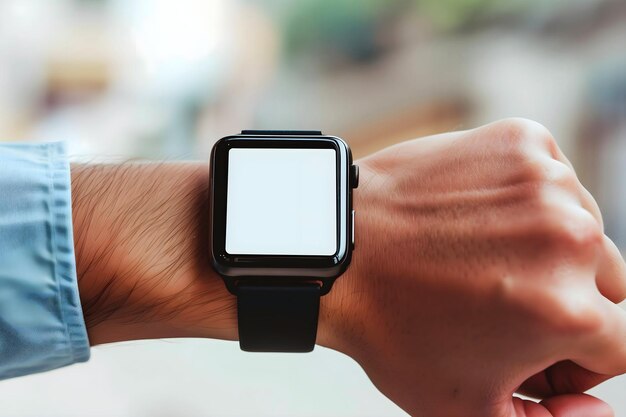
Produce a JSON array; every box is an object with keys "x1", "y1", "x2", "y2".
[{"x1": 0, "y1": 142, "x2": 90, "y2": 380}]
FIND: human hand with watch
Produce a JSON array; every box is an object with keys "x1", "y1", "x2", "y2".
[{"x1": 73, "y1": 118, "x2": 626, "y2": 417}]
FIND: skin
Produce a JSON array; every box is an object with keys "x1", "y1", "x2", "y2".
[{"x1": 72, "y1": 118, "x2": 626, "y2": 417}]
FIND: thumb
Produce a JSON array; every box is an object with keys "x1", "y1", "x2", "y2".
[{"x1": 510, "y1": 394, "x2": 613, "y2": 417}]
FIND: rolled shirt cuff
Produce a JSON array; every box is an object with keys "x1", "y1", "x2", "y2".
[{"x1": 0, "y1": 142, "x2": 90, "y2": 380}]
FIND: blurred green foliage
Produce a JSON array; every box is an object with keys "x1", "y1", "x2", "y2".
[
  {"x1": 280, "y1": 0, "x2": 532, "y2": 62},
  {"x1": 416, "y1": 0, "x2": 527, "y2": 30},
  {"x1": 283, "y1": 0, "x2": 398, "y2": 61}
]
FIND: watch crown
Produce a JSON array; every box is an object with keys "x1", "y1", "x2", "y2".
[{"x1": 350, "y1": 164, "x2": 359, "y2": 189}]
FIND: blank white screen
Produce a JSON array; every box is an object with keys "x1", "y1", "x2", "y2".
[{"x1": 225, "y1": 148, "x2": 337, "y2": 256}]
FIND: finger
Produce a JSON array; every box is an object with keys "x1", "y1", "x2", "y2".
[
  {"x1": 550, "y1": 143, "x2": 574, "y2": 171},
  {"x1": 578, "y1": 184, "x2": 604, "y2": 230},
  {"x1": 545, "y1": 145, "x2": 625, "y2": 304},
  {"x1": 510, "y1": 394, "x2": 613, "y2": 417},
  {"x1": 548, "y1": 150, "x2": 626, "y2": 304},
  {"x1": 596, "y1": 236, "x2": 626, "y2": 303},
  {"x1": 541, "y1": 394, "x2": 613, "y2": 417},
  {"x1": 549, "y1": 141, "x2": 604, "y2": 230},
  {"x1": 518, "y1": 360, "x2": 611, "y2": 399},
  {"x1": 536, "y1": 153, "x2": 603, "y2": 231},
  {"x1": 575, "y1": 299, "x2": 626, "y2": 376}
]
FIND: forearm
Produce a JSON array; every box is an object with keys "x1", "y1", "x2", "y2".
[{"x1": 71, "y1": 163, "x2": 237, "y2": 344}]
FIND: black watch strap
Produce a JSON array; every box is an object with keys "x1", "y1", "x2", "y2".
[
  {"x1": 241, "y1": 130, "x2": 322, "y2": 136},
  {"x1": 235, "y1": 129, "x2": 324, "y2": 352},
  {"x1": 237, "y1": 282, "x2": 321, "y2": 352}
]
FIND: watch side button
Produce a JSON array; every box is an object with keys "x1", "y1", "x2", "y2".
[
  {"x1": 350, "y1": 165, "x2": 359, "y2": 188},
  {"x1": 351, "y1": 210, "x2": 355, "y2": 249}
]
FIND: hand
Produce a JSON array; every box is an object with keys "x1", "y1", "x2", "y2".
[{"x1": 324, "y1": 118, "x2": 626, "y2": 417}]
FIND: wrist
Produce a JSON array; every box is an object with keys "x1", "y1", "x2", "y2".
[
  {"x1": 71, "y1": 160, "x2": 370, "y2": 352},
  {"x1": 318, "y1": 160, "x2": 376, "y2": 356},
  {"x1": 71, "y1": 163, "x2": 238, "y2": 345}
]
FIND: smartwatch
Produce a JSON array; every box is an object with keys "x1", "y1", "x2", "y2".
[{"x1": 209, "y1": 130, "x2": 358, "y2": 352}]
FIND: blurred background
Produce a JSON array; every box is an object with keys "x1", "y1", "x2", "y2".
[{"x1": 0, "y1": 0, "x2": 625, "y2": 415}]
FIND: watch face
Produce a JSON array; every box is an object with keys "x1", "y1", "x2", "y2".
[
  {"x1": 225, "y1": 148, "x2": 337, "y2": 256},
  {"x1": 210, "y1": 135, "x2": 353, "y2": 279}
]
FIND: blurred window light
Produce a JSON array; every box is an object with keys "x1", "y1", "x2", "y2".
[{"x1": 111, "y1": 0, "x2": 229, "y2": 99}]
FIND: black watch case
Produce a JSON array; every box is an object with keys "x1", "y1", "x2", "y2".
[{"x1": 209, "y1": 133, "x2": 356, "y2": 295}]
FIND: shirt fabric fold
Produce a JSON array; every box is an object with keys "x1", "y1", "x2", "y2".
[{"x1": 0, "y1": 142, "x2": 90, "y2": 380}]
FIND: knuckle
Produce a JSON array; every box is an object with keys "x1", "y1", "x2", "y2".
[
  {"x1": 503, "y1": 284, "x2": 603, "y2": 337},
  {"x1": 492, "y1": 117, "x2": 533, "y2": 146},
  {"x1": 492, "y1": 117, "x2": 555, "y2": 148},
  {"x1": 545, "y1": 290, "x2": 604, "y2": 336},
  {"x1": 548, "y1": 160, "x2": 578, "y2": 190},
  {"x1": 528, "y1": 119, "x2": 557, "y2": 149},
  {"x1": 512, "y1": 159, "x2": 578, "y2": 197},
  {"x1": 528, "y1": 201, "x2": 603, "y2": 254},
  {"x1": 550, "y1": 210, "x2": 603, "y2": 252}
]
